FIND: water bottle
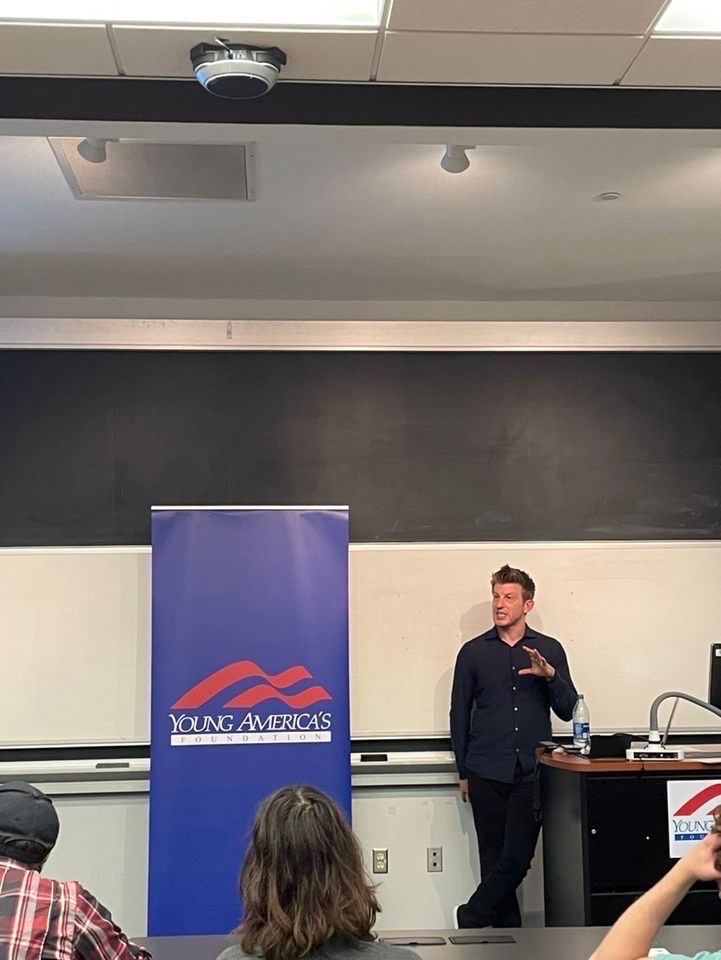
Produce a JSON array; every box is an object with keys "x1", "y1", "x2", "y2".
[{"x1": 572, "y1": 694, "x2": 591, "y2": 753}]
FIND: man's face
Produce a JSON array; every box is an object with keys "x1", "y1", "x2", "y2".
[{"x1": 492, "y1": 582, "x2": 533, "y2": 629}]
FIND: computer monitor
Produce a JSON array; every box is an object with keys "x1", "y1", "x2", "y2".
[{"x1": 709, "y1": 643, "x2": 721, "y2": 709}]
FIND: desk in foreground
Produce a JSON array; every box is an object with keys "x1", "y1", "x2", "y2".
[
  {"x1": 138, "y1": 927, "x2": 721, "y2": 960},
  {"x1": 541, "y1": 751, "x2": 721, "y2": 927}
]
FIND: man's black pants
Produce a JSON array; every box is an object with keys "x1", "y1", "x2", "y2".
[{"x1": 458, "y1": 774, "x2": 542, "y2": 928}]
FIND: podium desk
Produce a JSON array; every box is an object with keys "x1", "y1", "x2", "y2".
[
  {"x1": 541, "y1": 750, "x2": 721, "y2": 926},
  {"x1": 138, "y1": 927, "x2": 721, "y2": 960}
]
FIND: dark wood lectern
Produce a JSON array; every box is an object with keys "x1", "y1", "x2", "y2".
[{"x1": 540, "y1": 752, "x2": 721, "y2": 926}]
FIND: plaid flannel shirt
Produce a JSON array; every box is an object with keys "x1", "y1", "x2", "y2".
[{"x1": 0, "y1": 857, "x2": 151, "y2": 960}]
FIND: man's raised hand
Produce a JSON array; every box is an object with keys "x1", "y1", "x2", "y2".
[{"x1": 518, "y1": 646, "x2": 556, "y2": 680}]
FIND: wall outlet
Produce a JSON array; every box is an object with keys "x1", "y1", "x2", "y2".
[
  {"x1": 372, "y1": 848, "x2": 388, "y2": 874},
  {"x1": 427, "y1": 846, "x2": 443, "y2": 872}
]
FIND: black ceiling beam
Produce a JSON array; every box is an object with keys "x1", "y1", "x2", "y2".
[{"x1": 2, "y1": 76, "x2": 721, "y2": 128}]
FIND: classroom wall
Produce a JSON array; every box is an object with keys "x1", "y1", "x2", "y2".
[
  {"x1": 7, "y1": 346, "x2": 720, "y2": 739},
  {"x1": 4, "y1": 343, "x2": 721, "y2": 937},
  {"x1": 40, "y1": 784, "x2": 544, "y2": 937},
  {"x1": 1, "y1": 541, "x2": 718, "y2": 743}
]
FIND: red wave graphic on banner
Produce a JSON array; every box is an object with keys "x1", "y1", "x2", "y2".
[
  {"x1": 172, "y1": 661, "x2": 313, "y2": 709},
  {"x1": 224, "y1": 684, "x2": 332, "y2": 709},
  {"x1": 674, "y1": 784, "x2": 721, "y2": 816}
]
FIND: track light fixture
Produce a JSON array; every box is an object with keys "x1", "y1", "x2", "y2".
[
  {"x1": 76, "y1": 138, "x2": 118, "y2": 163},
  {"x1": 440, "y1": 144, "x2": 475, "y2": 174}
]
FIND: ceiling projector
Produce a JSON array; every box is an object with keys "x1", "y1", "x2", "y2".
[{"x1": 190, "y1": 41, "x2": 287, "y2": 99}]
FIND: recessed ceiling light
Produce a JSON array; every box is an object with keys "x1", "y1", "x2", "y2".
[
  {"x1": 592, "y1": 192, "x2": 622, "y2": 202},
  {"x1": 0, "y1": 0, "x2": 381, "y2": 26},
  {"x1": 654, "y1": 0, "x2": 721, "y2": 36}
]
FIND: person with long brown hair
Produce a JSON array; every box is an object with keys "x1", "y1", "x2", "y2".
[{"x1": 216, "y1": 785, "x2": 419, "y2": 960}]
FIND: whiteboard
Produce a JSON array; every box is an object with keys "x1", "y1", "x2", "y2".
[
  {"x1": 349, "y1": 542, "x2": 721, "y2": 736},
  {"x1": 0, "y1": 548, "x2": 151, "y2": 744},
  {"x1": 0, "y1": 542, "x2": 718, "y2": 744}
]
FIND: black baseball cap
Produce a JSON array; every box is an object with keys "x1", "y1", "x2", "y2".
[{"x1": 0, "y1": 781, "x2": 59, "y2": 864}]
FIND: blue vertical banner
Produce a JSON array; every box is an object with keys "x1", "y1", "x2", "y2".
[{"x1": 148, "y1": 507, "x2": 350, "y2": 936}]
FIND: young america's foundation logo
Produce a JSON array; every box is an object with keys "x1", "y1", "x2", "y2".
[
  {"x1": 667, "y1": 780, "x2": 721, "y2": 857},
  {"x1": 169, "y1": 660, "x2": 333, "y2": 747}
]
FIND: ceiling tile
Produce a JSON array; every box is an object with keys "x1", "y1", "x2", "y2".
[
  {"x1": 112, "y1": 26, "x2": 376, "y2": 80},
  {"x1": 0, "y1": 22, "x2": 117, "y2": 74},
  {"x1": 388, "y1": 0, "x2": 667, "y2": 35},
  {"x1": 378, "y1": 32, "x2": 644, "y2": 85},
  {"x1": 621, "y1": 36, "x2": 721, "y2": 87}
]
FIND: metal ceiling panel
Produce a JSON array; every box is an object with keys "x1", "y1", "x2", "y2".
[{"x1": 48, "y1": 139, "x2": 254, "y2": 201}]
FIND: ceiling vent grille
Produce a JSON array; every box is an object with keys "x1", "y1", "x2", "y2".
[{"x1": 48, "y1": 139, "x2": 255, "y2": 201}]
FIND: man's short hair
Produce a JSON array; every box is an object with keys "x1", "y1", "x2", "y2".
[
  {"x1": 0, "y1": 781, "x2": 59, "y2": 865},
  {"x1": 490, "y1": 564, "x2": 536, "y2": 602}
]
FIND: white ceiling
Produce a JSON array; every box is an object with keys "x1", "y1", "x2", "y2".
[
  {"x1": 4, "y1": 0, "x2": 721, "y2": 325},
  {"x1": 4, "y1": 126, "x2": 721, "y2": 315},
  {"x1": 3, "y1": 0, "x2": 721, "y2": 87}
]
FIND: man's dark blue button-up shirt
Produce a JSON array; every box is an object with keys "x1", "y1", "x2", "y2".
[{"x1": 450, "y1": 625, "x2": 578, "y2": 783}]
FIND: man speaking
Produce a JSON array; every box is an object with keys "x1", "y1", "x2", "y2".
[{"x1": 450, "y1": 564, "x2": 578, "y2": 929}]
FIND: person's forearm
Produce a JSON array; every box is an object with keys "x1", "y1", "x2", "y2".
[
  {"x1": 589, "y1": 860, "x2": 695, "y2": 960},
  {"x1": 548, "y1": 673, "x2": 577, "y2": 721},
  {"x1": 450, "y1": 726, "x2": 469, "y2": 779},
  {"x1": 449, "y1": 681, "x2": 471, "y2": 778}
]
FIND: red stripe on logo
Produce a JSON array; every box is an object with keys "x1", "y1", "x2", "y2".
[
  {"x1": 223, "y1": 684, "x2": 332, "y2": 709},
  {"x1": 172, "y1": 661, "x2": 313, "y2": 709},
  {"x1": 674, "y1": 784, "x2": 721, "y2": 816}
]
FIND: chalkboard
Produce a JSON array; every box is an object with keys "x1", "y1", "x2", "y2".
[
  {"x1": 0, "y1": 542, "x2": 717, "y2": 744},
  {"x1": 2, "y1": 351, "x2": 721, "y2": 545}
]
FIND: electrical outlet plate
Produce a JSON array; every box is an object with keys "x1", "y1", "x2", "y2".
[
  {"x1": 372, "y1": 848, "x2": 388, "y2": 874},
  {"x1": 427, "y1": 846, "x2": 443, "y2": 872}
]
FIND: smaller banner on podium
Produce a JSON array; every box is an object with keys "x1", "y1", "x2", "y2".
[
  {"x1": 149, "y1": 507, "x2": 350, "y2": 935},
  {"x1": 667, "y1": 779, "x2": 721, "y2": 858}
]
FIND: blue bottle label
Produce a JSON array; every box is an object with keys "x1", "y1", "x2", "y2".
[{"x1": 573, "y1": 721, "x2": 589, "y2": 740}]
